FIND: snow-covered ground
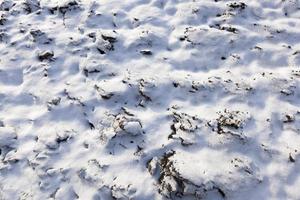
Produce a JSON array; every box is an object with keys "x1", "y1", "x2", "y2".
[{"x1": 1, "y1": 0, "x2": 300, "y2": 199}]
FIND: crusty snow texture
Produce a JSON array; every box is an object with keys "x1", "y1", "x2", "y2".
[{"x1": 1, "y1": 0, "x2": 300, "y2": 199}]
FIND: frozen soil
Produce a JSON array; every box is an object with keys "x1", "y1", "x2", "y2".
[{"x1": 1, "y1": 0, "x2": 300, "y2": 199}]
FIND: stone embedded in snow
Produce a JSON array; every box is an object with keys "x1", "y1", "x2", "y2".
[
  {"x1": 56, "y1": 0, "x2": 80, "y2": 15},
  {"x1": 140, "y1": 50, "x2": 152, "y2": 56},
  {"x1": 30, "y1": 29, "x2": 53, "y2": 44},
  {"x1": 95, "y1": 31, "x2": 117, "y2": 54},
  {"x1": 38, "y1": 50, "x2": 54, "y2": 61},
  {"x1": 157, "y1": 149, "x2": 262, "y2": 198},
  {"x1": 281, "y1": 88, "x2": 294, "y2": 96},
  {"x1": 0, "y1": 13, "x2": 7, "y2": 26},
  {"x1": 96, "y1": 38, "x2": 115, "y2": 54},
  {"x1": 121, "y1": 121, "x2": 142, "y2": 136},
  {"x1": 0, "y1": 127, "x2": 17, "y2": 147},
  {"x1": 0, "y1": 0, "x2": 15, "y2": 11},
  {"x1": 54, "y1": 185, "x2": 79, "y2": 199},
  {"x1": 23, "y1": 0, "x2": 40, "y2": 13},
  {"x1": 147, "y1": 157, "x2": 159, "y2": 175}
]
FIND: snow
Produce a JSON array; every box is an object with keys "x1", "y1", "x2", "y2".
[
  {"x1": 0, "y1": 127, "x2": 17, "y2": 147},
  {"x1": 1, "y1": 0, "x2": 300, "y2": 199}
]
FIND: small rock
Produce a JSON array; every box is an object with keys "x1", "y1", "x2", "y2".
[
  {"x1": 30, "y1": 29, "x2": 52, "y2": 44},
  {"x1": 58, "y1": 0, "x2": 80, "y2": 15},
  {"x1": 0, "y1": 14, "x2": 7, "y2": 25},
  {"x1": 101, "y1": 34, "x2": 117, "y2": 43},
  {"x1": 48, "y1": 97, "x2": 61, "y2": 106},
  {"x1": 289, "y1": 153, "x2": 296, "y2": 163},
  {"x1": 281, "y1": 89, "x2": 294, "y2": 96},
  {"x1": 140, "y1": 50, "x2": 152, "y2": 56},
  {"x1": 96, "y1": 32, "x2": 117, "y2": 54},
  {"x1": 283, "y1": 114, "x2": 295, "y2": 123},
  {"x1": 23, "y1": 0, "x2": 40, "y2": 14},
  {"x1": 0, "y1": 0, "x2": 15, "y2": 11},
  {"x1": 147, "y1": 157, "x2": 159, "y2": 175},
  {"x1": 121, "y1": 121, "x2": 142, "y2": 136},
  {"x1": 38, "y1": 50, "x2": 54, "y2": 61}
]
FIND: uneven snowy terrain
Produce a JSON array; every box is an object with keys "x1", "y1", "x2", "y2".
[{"x1": 1, "y1": 0, "x2": 300, "y2": 199}]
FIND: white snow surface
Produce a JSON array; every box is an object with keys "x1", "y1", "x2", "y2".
[{"x1": 1, "y1": 0, "x2": 300, "y2": 199}]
